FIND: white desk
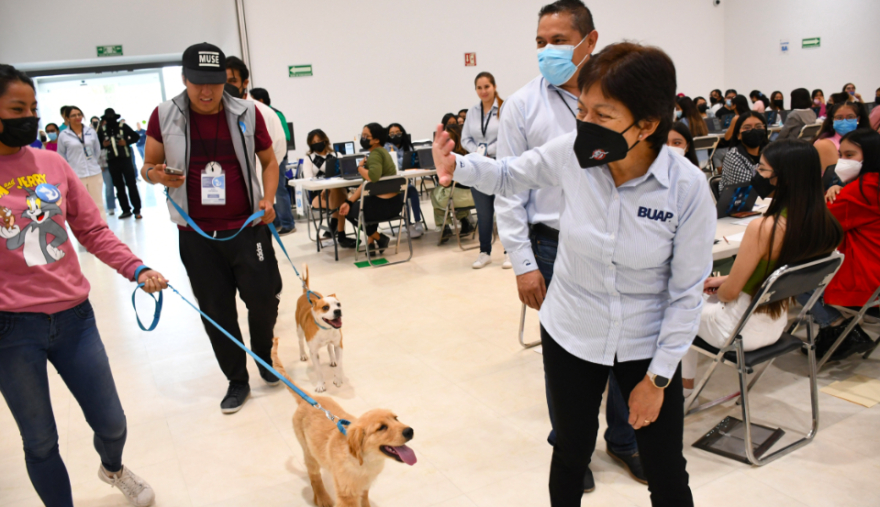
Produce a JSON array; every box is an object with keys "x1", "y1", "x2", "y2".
[
  {"x1": 290, "y1": 169, "x2": 437, "y2": 192},
  {"x1": 712, "y1": 199, "x2": 771, "y2": 260}
]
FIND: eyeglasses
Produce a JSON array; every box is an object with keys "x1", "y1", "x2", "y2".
[
  {"x1": 740, "y1": 125, "x2": 766, "y2": 132},
  {"x1": 833, "y1": 114, "x2": 858, "y2": 121}
]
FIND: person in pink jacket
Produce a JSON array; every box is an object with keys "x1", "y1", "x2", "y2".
[{"x1": 0, "y1": 64, "x2": 164, "y2": 507}]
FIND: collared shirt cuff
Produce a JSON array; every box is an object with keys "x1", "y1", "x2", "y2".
[
  {"x1": 452, "y1": 154, "x2": 478, "y2": 186},
  {"x1": 508, "y1": 247, "x2": 539, "y2": 276},
  {"x1": 648, "y1": 348, "x2": 681, "y2": 381}
]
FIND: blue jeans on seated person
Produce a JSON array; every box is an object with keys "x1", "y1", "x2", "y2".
[
  {"x1": 532, "y1": 231, "x2": 638, "y2": 456},
  {"x1": 406, "y1": 184, "x2": 422, "y2": 223},
  {"x1": 0, "y1": 301, "x2": 127, "y2": 507},
  {"x1": 797, "y1": 291, "x2": 842, "y2": 328},
  {"x1": 274, "y1": 157, "x2": 296, "y2": 230}
]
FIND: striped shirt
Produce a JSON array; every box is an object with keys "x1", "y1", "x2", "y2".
[{"x1": 453, "y1": 133, "x2": 716, "y2": 378}]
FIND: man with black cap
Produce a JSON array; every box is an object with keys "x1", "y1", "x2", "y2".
[
  {"x1": 140, "y1": 42, "x2": 283, "y2": 414},
  {"x1": 97, "y1": 107, "x2": 142, "y2": 218}
]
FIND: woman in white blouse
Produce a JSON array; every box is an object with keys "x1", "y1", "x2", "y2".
[{"x1": 56, "y1": 106, "x2": 104, "y2": 212}]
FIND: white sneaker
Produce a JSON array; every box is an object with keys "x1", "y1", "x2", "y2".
[
  {"x1": 414, "y1": 223, "x2": 425, "y2": 235},
  {"x1": 502, "y1": 253, "x2": 512, "y2": 269},
  {"x1": 407, "y1": 225, "x2": 423, "y2": 239},
  {"x1": 473, "y1": 252, "x2": 492, "y2": 269},
  {"x1": 98, "y1": 465, "x2": 155, "y2": 507}
]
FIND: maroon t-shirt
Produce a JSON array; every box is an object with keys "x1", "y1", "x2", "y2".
[{"x1": 147, "y1": 105, "x2": 272, "y2": 231}]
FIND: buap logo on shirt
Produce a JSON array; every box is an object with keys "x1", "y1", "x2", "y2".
[{"x1": 637, "y1": 206, "x2": 673, "y2": 222}]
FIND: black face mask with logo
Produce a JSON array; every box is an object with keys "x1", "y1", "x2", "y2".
[
  {"x1": 750, "y1": 172, "x2": 776, "y2": 199},
  {"x1": 0, "y1": 116, "x2": 39, "y2": 148},
  {"x1": 573, "y1": 120, "x2": 639, "y2": 169}
]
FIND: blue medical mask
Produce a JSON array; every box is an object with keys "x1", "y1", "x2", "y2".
[
  {"x1": 833, "y1": 118, "x2": 858, "y2": 136},
  {"x1": 537, "y1": 35, "x2": 590, "y2": 87},
  {"x1": 725, "y1": 99, "x2": 732, "y2": 107},
  {"x1": 47, "y1": 132, "x2": 58, "y2": 141},
  {"x1": 674, "y1": 110, "x2": 682, "y2": 120}
]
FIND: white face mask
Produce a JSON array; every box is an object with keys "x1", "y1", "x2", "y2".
[
  {"x1": 835, "y1": 158, "x2": 863, "y2": 183},
  {"x1": 669, "y1": 146, "x2": 686, "y2": 158}
]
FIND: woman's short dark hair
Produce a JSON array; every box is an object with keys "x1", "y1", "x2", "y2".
[
  {"x1": 759, "y1": 139, "x2": 843, "y2": 317},
  {"x1": 0, "y1": 64, "x2": 35, "y2": 98},
  {"x1": 306, "y1": 129, "x2": 331, "y2": 153},
  {"x1": 250, "y1": 87, "x2": 270, "y2": 105},
  {"x1": 724, "y1": 89, "x2": 737, "y2": 97},
  {"x1": 729, "y1": 111, "x2": 767, "y2": 148},
  {"x1": 811, "y1": 89, "x2": 824, "y2": 100},
  {"x1": 45, "y1": 122, "x2": 58, "y2": 131},
  {"x1": 670, "y1": 121, "x2": 699, "y2": 167},
  {"x1": 364, "y1": 122, "x2": 388, "y2": 146},
  {"x1": 732, "y1": 95, "x2": 751, "y2": 115},
  {"x1": 577, "y1": 41, "x2": 676, "y2": 151},
  {"x1": 538, "y1": 0, "x2": 595, "y2": 38},
  {"x1": 749, "y1": 90, "x2": 762, "y2": 100},
  {"x1": 387, "y1": 123, "x2": 414, "y2": 151},
  {"x1": 840, "y1": 128, "x2": 880, "y2": 204},
  {"x1": 790, "y1": 88, "x2": 812, "y2": 109}
]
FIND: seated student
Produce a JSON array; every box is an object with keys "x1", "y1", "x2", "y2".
[
  {"x1": 749, "y1": 90, "x2": 768, "y2": 113},
  {"x1": 715, "y1": 89, "x2": 738, "y2": 119},
  {"x1": 302, "y1": 129, "x2": 357, "y2": 248},
  {"x1": 339, "y1": 123, "x2": 402, "y2": 253},
  {"x1": 719, "y1": 112, "x2": 768, "y2": 192},
  {"x1": 722, "y1": 95, "x2": 752, "y2": 142},
  {"x1": 778, "y1": 88, "x2": 818, "y2": 140},
  {"x1": 668, "y1": 121, "x2": 700, "y2": 167},
  {"x1": 441, "y1": 113, "x2": 459, "y2": 129},
  {"x1": 431, "y1": 124, "x2": 474, "y2": 242},
  {"x1": 803, "y1": 129, "x2": 880, "y2": 361},
  {"x1": 813, "y1": 101, "x2": 871, "y2": 173},
  {"x1": 678, "y1": 97, "x2": 708, "y2": 137},
  {"x1": 682, "y1": 140, "x2": 843, "y2": 395},
  {"x1": 694, "y1": 96, "x2": 709, "y2": 118},
  {"x1": 384, "y1": 123, "x2": 424, "y2": 238},
  {"x1": 843, "y1": 82, "x2": 863, "y2": 103},
  {"x1": 765, "y1": 91, "x2": 785, "y2": 126},
  {"x1": 812, "y1": 89, "x2": 827, "y2": 118},
  {"x1": 708, "y1": 89, "x2": 725, "y2": 116},
  {"x1": 457, "y1": 108, "x2": 468, "y2": 126}
]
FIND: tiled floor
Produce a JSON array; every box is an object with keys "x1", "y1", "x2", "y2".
[{"x1": 2, "y1": 182, "x2": 880, "y2": 506}]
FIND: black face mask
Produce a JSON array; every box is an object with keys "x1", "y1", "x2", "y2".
[
  {"x1": 773, "y1": 99, "x2": 784, "y2": 109},
  {"x1": 224, "y1": 83, "x2": 242, "y2": 99},
  {"x1": 0, "y1": 117, "x2": 39, "y2": 148},
  {"x1": 310, "y1": 154, "x2": 326, "y2": 169},
  {"x1": 360, "y1": 137, "x2": 372, "y2": 150},
  {"x1": 389, "y1": 134, "x2": 402, "y2": 145},
  {"x1": 91, "y1": 120, "x2": 99, "y2": 128},
  {"x1": 741, "y1": 129, "x2": 766, "y2": 149},
  {"x1": 697, "y1": 103, "x2": 708, "y2": 113},
  {"x1": 309, "y1": 141, "x2": 326, "y2": 153},
  {"x1": 573, "y1": 120, "x2": 639, "y2": 169},
  {"x1": 875, "y1": 96, "x2": 880, "y2": 106},
  {"x1": 751, "y1": 172, "x2": 776, "y2": 199}
]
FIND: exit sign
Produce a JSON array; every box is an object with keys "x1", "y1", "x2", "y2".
[
  {"x1": 97, "y1": 45, "x2": 123, "y2": 57},
  {"x1": 465, "y1": 53, "x2": 477, "y2": 67},
  {"x1": 289, "y1": 65, "x2": 313, "y2": 77},
  {"x1": 802, "y1": 37, "x2": 820, "y2": 49}
]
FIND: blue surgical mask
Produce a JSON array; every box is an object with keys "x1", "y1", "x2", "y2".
[
  {"x1": 833, "y1": 118, "x2": 858, "y2": 136},
  {"x1": 674, "y1": 110, "x2": 682, "y2": 120},
  {"x1": 537, "y1": 35, "x2": 590, "y2": 86},
  {"x1": 47, "y1": 132, "x2": 57, "y2": 141},
  {"x1": 725, "y1": 99, "x2": 732, "y2": 107}
]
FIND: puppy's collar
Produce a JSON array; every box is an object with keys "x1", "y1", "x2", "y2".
[{"x1": 314, "y1": 316, "x2": 332, "y2": 330}]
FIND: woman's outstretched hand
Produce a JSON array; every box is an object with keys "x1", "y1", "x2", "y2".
[{"x1": 433, "y1": 124, "x2": 457, "y2": 187}]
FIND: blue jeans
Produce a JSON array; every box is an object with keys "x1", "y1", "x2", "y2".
[
  {"x1": 797, "y1": 291, "x2": 842, "y2": 327},
  {"x1": 406, "y1": 184, "x2": 422, "y2": 223},
  {"x1": 471, "y1": 188, "x2": 495, "y2": 254},
  {"x1": 274, "y1": 157, "x2": 296, "y2": 230},
  {"x1": 101, "y1": 168, "x2": 116, "y2": 211},
  {"x1": 533, "y1": 231, "x2": 638, "y2": 456},
  {"x1": 0, "y1": 301, "x2": 127, "y2": 507}
]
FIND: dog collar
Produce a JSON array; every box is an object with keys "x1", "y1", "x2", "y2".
[{"x1": 314, "y1": 316, "x2": 333, "y2": 330}]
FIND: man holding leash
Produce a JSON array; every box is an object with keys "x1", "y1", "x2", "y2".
[{"x1": 140, "y1": 42, "x2": 283, "y2": 414}]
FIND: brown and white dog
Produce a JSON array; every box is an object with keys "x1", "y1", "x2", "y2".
[
  {"x1": 272, "y1": 338, "x2": 417, "y2": 507},
  {"x1": 296, "y1": 264, "x2": 344, "y2": 392}
]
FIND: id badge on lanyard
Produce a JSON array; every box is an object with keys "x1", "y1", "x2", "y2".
[
  {"x1": 84, "y1": 145, "x2": 94, "y2": 159},
  {"x1": 201, "y1": 162, "x2": 226, "y2": 205},
  {"x1": 476, "y1": 143, "x2": 488, "y2": 157}
]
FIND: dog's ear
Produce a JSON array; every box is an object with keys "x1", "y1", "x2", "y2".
[
  {"x1": 348, "y1": 425, "x2": 365, "y2": 465},
  {"x1": 327, "y1": 293, "x2": 336, "y2": 298}
]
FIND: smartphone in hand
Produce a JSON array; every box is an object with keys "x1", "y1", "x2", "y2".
[{"x1": 164, "y1": 167, "x2": 185, "y2": 176}]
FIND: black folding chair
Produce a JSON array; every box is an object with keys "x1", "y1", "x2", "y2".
[
  {"x1": 354, "y1": 177, "x2": 413, "y2": 267},
  {"x1": 817, "y1": 285, "x2": 880, "y2": 369},
  {"x1": 685, "y1": 251, "x2": 844, "y2": 466}
]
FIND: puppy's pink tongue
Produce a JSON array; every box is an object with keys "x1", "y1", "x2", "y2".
[{"x1": 394, "y1": 445, "x2": 417, "y2": 465}]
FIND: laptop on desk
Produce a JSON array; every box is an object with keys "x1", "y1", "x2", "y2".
[
  {"x1": 716, "y1": 181, "x2": 759, "y2": 219},
  {"x1": 339, "y1": 155, "x2": 365, "y2": 180},
  {"x1": 334, "y1": 142, "x2": 356, "y2": 156},
  {"x1": 416, "y1": 148, "x2": 435, "y2": 169},
  {"x1": 705, "y1": 117, "x2": 722, "y2": 134},
  {"x1": 765, "y1": 110, "x2": 778, "y2": 126},
  {"x1": 779, "y1": 110, "x2": 791, "y2": 123},
  {"x1": 401, "y1": 151, "x2": 419, "y2": 170}
]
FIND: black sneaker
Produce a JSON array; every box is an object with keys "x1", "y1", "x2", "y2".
[
  {"x1": 376, "y1": 233, "x2": 390, "y2": 253},
  {"x1": 831, "y1": 323, "x2": 875, "y2": 361},
  {"x1": 259, "y1": 367, "x2": 281, "y2": 387},
  {"x1": 606, "y1": 448, "x2": 647, "y2": 484},
  {"x1": 583, "y1": 467, "x2": 595, "y2": 493},
  {"x1": 459, "y1": 218, "x2": 474, "y2": 235},
  {"x1": 220, "y1": 383, "x2": 250, "y2": 414},
  {"x1": 440, "y1": 226, "x2": 453, "y2": 244},
  {"x1": 118, "y1": 211, "x2": 133, "y2": 219},
  {"x1": 336, "y1": 232, "x2": 357, "y2": 249}
]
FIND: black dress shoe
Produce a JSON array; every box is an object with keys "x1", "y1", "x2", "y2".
[
  {"x1": 459, "y1": 218, "x2": 474, "y2": 235},
  {"x1": 118, "y1": 211, "x2": 133, "y2": 219},
  {"x1": 583, "y1": 466, "x2": 595, "y2": 493},
  {"x1": 336, "y1": 232, "x2": 357, "y2": 249},
  {"x1": 607, "y1": 448, "x2": 648, "y2": 484},
  {"x1": 376, "y1": 233, "x2": 390, "y2": 253},
  {"x1": 440, "y1": 226, "x2": 453, "y2": 244},
  {"x1": 220, "y1": 382, "x2": 251, "y2": 414},
  {"x1": 830, "y1": 323, "x2": 875, "y2": 361}
]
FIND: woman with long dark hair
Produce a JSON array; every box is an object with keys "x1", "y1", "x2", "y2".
[
  {"x1": 719, "y1": 111, "x2": 768, "y2": 191},
  {"x1": 682, "y1": 139, "x2": 843, "y2": 393},
  {"x1": 301, "y1": 129, "x2": 357, "y2": 248},
  {"x1": 668, "y1": 121, "x2": 700, "y2": 167},
  {"x1": 811, "y1": 89, "x2": 826, "y2": 118},
  {"x1": 385, "y1": 122, "x2": 425, "y2": 238},
  {"x1": 803, "y1": 128, "x2": 880, "y2": 360},
  {"x1": 722, "y1": 95, "x2": 754, "y2": 142},
  {"x1": 677, "y1": 97, "x2": 707, "y2": 137},
  {"x1": 813, "y1": 101, "x2": 872, "y2": 171}
]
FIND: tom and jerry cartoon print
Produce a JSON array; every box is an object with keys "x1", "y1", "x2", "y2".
[{"x1": 0, "y1": 173, "x2": 69, "y2": 267}]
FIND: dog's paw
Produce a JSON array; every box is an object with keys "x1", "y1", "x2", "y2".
[
  {"x1": 333, "y1": 378, "x2": 343, "y2": 387},
  {"x1": 314, "y1": 491, "x2": 333, "y2": 507},
  {"x1": 300, "y1": 354, "x2": 308, "y2": 362},
  {"x1": 315, "y1": 382, "x2": 326, "y2": 393},
  {"x1": 330, "y1": 361, "x2": 337, "y2": 367}
]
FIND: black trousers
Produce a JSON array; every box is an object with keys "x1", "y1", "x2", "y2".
[
  {"x1": 345, "y1": 194, "x2": 404, "y2": 236},
  {"x1": 179, "y1": 225, "x2": 283, "y2": 385},
  {"x1": 541, "y1": 327, "x2": 692, "y2": 507},
  {"x1": 107, "y1": 157, "x2": 141, "y2": 214}
]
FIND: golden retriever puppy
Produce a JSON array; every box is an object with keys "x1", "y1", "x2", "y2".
[{"x1": 272, "y1": 337, "x2": 416, "y2": 507}]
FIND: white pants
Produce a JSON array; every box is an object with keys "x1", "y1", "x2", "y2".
[
  {"x1": 682, "y1": 292, "x2": 787, "y2": 380},
  {"x1": 79, "y1": 174, "x2": 105, "y2": 215}
]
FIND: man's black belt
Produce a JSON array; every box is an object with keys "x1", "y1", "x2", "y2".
[{"x1": 529, "y1": 222, "x2": 559, "y2": 242}]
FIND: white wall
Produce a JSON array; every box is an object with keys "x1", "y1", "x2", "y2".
[
  {"x1": 243, "y1": 0, "x2": 726, "y2": 158},
  {"x1": 723, "y1": 0, "x2": 880, "y2": 105},
  {"x1": 0, "y1": 0, "x2": 240, "y2": 69}
]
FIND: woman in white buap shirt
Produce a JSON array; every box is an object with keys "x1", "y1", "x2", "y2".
[
  {"x1": 434, "y1": 42, "x2": 715, "y2": 507},
  {"x1": 56, "y1": 106, "x2": 104, "y2": 213},
  {"x1": 461, "y1": 72, "x2": 508, "y2": 269}
]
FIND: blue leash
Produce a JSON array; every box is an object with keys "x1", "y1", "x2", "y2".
[{"x1": 131, "y1": 193, "x2": 350, "y2": 435}]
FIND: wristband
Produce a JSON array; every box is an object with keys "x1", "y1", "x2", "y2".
[{"x1": 144, "y1": 167, "x2": 154, "y2": 184}]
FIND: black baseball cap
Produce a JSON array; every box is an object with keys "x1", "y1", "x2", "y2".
[{"x1": 182, "y1": 42, "x2": 227, "y2": 85}]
